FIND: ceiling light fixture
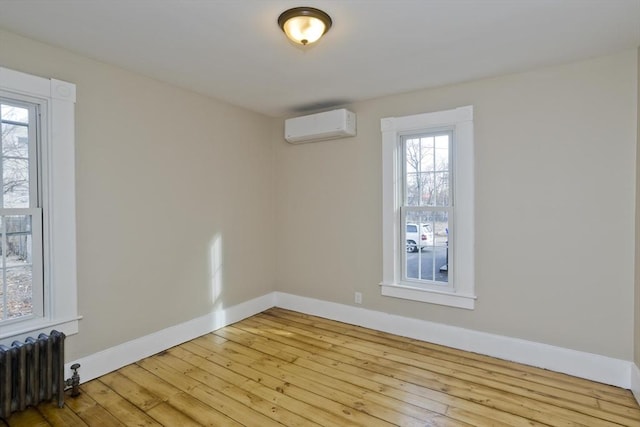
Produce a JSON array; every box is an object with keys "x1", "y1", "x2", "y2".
[{"x1": 278, "y1": 7, "x2": 332, "y2": 46}]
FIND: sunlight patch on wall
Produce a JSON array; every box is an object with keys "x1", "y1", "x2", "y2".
[{"x1": 209, "y1": 233, "x2": 223, "y2": 305}]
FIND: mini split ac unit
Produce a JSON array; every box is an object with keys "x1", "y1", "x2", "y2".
[{"x1": 284, "y1": 108, "x2": 356, "y2": 144}]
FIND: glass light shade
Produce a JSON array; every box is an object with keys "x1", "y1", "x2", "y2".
[
  {"x1": 278, "y1": 7, "x2": 332, "y2": 46},
  {"x1": 282, "y1": 16, "x2": 326, "y2": 45}
]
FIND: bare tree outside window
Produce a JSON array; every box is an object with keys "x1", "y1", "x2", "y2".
[
  {"x1": 2, "y1": 104, "x2": 30, "y2": 208},
  {"x1": 0, "y1": 102, "x2": 35, "y2": 321},
  {"x1": 405, "y1": 135, "x2": 449, "y2": 208}
]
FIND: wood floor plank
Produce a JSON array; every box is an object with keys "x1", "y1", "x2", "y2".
[
  {"x1": 164, "y1": 346, "x2": 326, "y2": 427},
  {"x1": 165, "y1": 391, "x2": 245, "y2": 427},
  {"x1": 215, "y1": 322, "x2": 543, "y2": 427},
  {"x1": 5, "y1": 407, "x2": 50, "y2": 426},
  {"x1": 80, "y1": 379, "x2": 162, "y2": 426},
  {"x1": 185, "y1": 338, "x2": 391, "y2": 426},
  {"x1": 62, "y1": 389, "x2": 98, "y2": 415},
  {"x1": 178, "y1": 341, "x2": 350, "y2": 426},
  {"x1": 151, "y1": 352, "x2": 287, "y2": 427},
  {"x1": 295, "y1": 351, "x2": 538, "y2": 427},
  {"x1": 211, "y1": 329, "x2": 525, "y2": 426},
  {"x1": 97, "y1": 371, "x2": 163, "y2": 412},
  {"x1": 247, "y1": 355, "x2": 432, "y2": 426},
  {"x1": 233, "y1": 316, "x2": 616, "y2": 427},
  {"x1": 257, "y1": 310, "x2": 640, "y2": 425},
  {"x1": 36, "y1": 402, "x2": 89, "y2": 427},
  {"x1": 136, "y1": 356, "x2": 247, "y2": 426},
  {"x1": 62, "y1": 388, "x2": 125, "y2": 427},
  {"x1": 267, "y1": 308, "x2": 637, "y2": 407},
  {"x1": 249, "y1": 316, "x2": 623, "y2": 427},
  {"x1": 117, "y1": 364, "x2": 182, "y2": 402},
  {"x1": 145, "y1": 402, "x2": 202, "y2": 427},
  {"x1": 4, "y1": 309, "x2": 639, "y2": 426},
  {"x1": 67, "y1": 404, "x2": 124, "y2": 427}
]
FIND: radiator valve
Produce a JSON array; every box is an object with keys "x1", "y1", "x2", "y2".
[{"x1": 64, "y1": 363, "x2": 81, "y2": 397}]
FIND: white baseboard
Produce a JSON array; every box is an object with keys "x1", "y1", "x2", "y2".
[
  {"x1": 65, "y1": 292, "x2": 275, "y2": 382},
  {"x1": 631, "y1": 363, "x2": 640, "y2": 405},
  {"x1": 65, "y1": 290, "x2": 634, "y2": 392},
  {"x1": 274, "y1": 292, "x2": 632, "y2": 389}
]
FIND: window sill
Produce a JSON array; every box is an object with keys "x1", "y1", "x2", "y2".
[
  {"x1": 380, "y1": 282, "x2": 476, "y2": 309},
  {"x1": 0, "y1": 316, "x2": 81, "y2": 346}
]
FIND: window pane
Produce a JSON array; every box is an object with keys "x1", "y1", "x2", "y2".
[
  {"x1": 419, "y1": 136, "x2": 434, "y2": 172},
  {"x1": 4, "y1": 267, "x2": 33, "y2": 319},
  {"x1": 433, "y1": 211, "x2": 449, "y2": 248},
  {"x1": 405, "y1": 138, "x2": 420, "y2": 174},
  {"x1": 2, "y1": 215, "x2": 33, "y2": 263},
  {"x1": 406, "y1": 172, "x2": 420, "y2": 206},
  {"x1": 2, "y1": 123, "x2": 29, "y2": 158},
  {"x1": 405, "y1": 210, "x2": 448, "y2": 284},
  {"x1": 3, "y1": 157, "x2": 30, "y2": 208},
  {"x1": 418, "y1": 172, "x2": 434, "y2": 206},
  {"x1": 2, "y1": 102, "x2": 32, "y2": 209},
  {"x1": 0, "y1": 215, "x2": 33, "y2": 320},
  {"x1": 435, "y1": 134, "x2": 449, "y2": 172},
  {"x1": 433, "y1": 172, "x2": 449, "y2": 207},
  {"x1": 1, "y1": 105, "x2": 28, "y2": 124}
]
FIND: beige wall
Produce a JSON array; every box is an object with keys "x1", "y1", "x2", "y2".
[
  {"x1": 636, "y1": 46, "x2": 640, "y2": 367},
  {"x1": 0, "y1": 29, "x2": 277, "y2": 361},
  {"x1": 1, "y1": 27, "x2": 638, "y2": 365},
  {"x1": 275, "y1": 50, "x2": 638, "y2": 360}
]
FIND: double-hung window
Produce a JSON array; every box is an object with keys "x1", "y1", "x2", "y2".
[
  {"x1": 381, "y1": 106, "x2": 475, "y2": 309},
  {"x1": 0, "y1": 66, "x2": 78, "y2": 343}
]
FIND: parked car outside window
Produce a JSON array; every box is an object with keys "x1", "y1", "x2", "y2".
[{"x1": 406, "y1": 223, "x2": 433, "y2": 252}]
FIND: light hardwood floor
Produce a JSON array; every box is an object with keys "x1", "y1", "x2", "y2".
[{"x1": 3, "y1": 308, "x2": 640, "y2": 426}]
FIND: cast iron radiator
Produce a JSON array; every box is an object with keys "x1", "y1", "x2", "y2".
[{"x1": 0, "y1": 330, "x2": 65, "y2": 419}]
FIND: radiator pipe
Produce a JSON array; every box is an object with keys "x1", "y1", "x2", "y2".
[{"x1": 64, "y1": 363, "x2": 81, "y2": 397}]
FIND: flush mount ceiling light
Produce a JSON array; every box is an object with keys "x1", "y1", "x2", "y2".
[{"x1": 278, "y1": 7, "x2": 332, "y2": 46}]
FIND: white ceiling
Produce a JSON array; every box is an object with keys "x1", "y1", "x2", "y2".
[{"x1": 0, "y1": 0, "x2": 639, "y2": 117}]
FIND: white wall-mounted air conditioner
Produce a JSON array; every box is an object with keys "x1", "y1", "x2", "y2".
[{"x1": 284, "y1": 109, "x2": 356, "y2": 144}]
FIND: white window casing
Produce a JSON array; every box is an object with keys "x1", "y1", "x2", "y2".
[
  {"x1": 380, "y1": 105, "x2": 475, "y2": 309},
  {"x1": 0, "y1": 66, "x2": 79, "y2": 342}
]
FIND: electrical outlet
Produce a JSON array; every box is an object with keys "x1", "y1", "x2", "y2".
[{"x1": 354, "y1": 292, "x2": 362, "y2": 304}]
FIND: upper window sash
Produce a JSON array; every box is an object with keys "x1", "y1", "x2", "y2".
[
  {"x1": 0, "y1": 97, "x2": 40, "y2": 210},
  {"x1": 401, "y1": 130, "x2": 453, "y2": 208}
]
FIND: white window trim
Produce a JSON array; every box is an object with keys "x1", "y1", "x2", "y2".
[
  {"x1": 380, "y1": 105, "x2": 475, "y2": 309},
  {"x1": 0, "y1": 66, "x2": 80, "y2": 343}
]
